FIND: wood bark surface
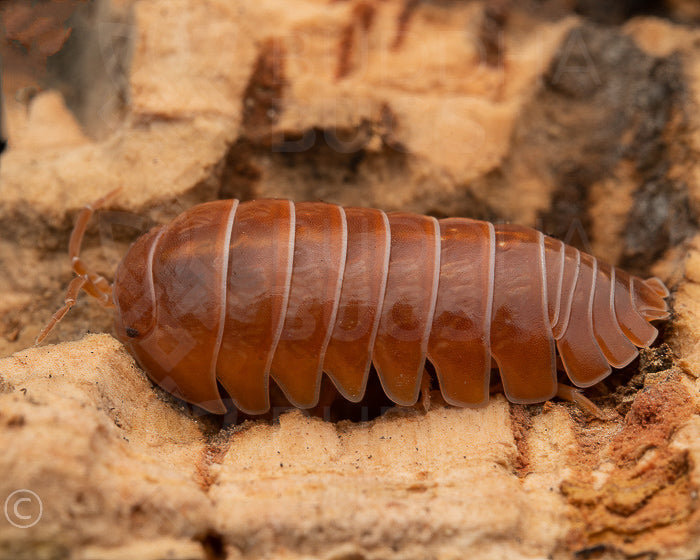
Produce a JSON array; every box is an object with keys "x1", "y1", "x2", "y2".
[{"x1": 1, "y1": 1, "x2": 700, "y2": 558}]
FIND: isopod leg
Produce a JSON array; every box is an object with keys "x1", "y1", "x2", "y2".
[
  {"x1": 418, "y1": 368, "x2": 432, "y2": 413},
  {"x1": 36, "y1": 190, "x2": 121, "y2": 343},
  {"x1": 556, "y1": 383, "x2": 604, "y2": 419}
]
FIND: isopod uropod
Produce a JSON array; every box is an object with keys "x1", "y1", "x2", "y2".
[{"x1": 38, "y1": 192, "x2": 670, "y2": 415}]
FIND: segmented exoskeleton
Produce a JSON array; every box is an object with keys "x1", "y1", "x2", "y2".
[{"x1": 38, "y1": 195, "x2": 670, "y2": 415}]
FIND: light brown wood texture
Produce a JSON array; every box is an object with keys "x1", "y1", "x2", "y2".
[
  {"x1": 2, "y1": 0, "x2": 700, "y2": 558},
  {"x1": 1, "y1": 333, "x2": 699, "y2": 559}
]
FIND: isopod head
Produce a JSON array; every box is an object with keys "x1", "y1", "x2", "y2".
[
  {"x1": 112, "y1": 201, "x2": 237, "y2": 414},
  {"x1": 112, "y1": 227, "x2": 161, "y2": 345}
]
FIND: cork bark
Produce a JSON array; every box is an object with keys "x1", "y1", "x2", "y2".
[{"x1": 1, "y1": 1, "x2": 700, "y2": 558}]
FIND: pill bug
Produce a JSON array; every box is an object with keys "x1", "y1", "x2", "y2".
[{"x1": 38, "y1": 193, "x2": 670, "y2": 415}]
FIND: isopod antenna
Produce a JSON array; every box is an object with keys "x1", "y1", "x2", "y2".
[{"x1": 36, "y1": 188, "x2": 122, "y2": 344}]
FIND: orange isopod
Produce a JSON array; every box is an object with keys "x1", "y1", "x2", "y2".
[{"x1": 38, "y1": 193, "x2": 670, "y2": 415}]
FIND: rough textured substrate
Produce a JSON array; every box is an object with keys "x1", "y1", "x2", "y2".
[{"x1": 2, "y1": 1, "x2": 700, "y2": 558}]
